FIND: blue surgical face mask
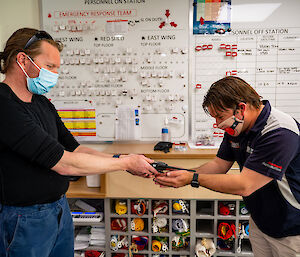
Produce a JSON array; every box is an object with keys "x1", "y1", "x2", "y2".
[{"x1": 17, "y1": 55, "x2": 58, "y2": 95}]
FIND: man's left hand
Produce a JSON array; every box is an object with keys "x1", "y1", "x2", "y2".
[{"x1": 153, "y1": 170, "x2": 194, "y2": 188}]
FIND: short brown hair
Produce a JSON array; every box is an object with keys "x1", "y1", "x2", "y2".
[
  {"x1": 202, "y1": 76, "x2": 262, "y2": 114},
  {"x1": 0, "y1": 28, "x2": 63, "y2": 74}
]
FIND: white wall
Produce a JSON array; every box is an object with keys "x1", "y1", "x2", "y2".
[{"x1": 0, "y1": 0, "x2": 40, "y2": 80}]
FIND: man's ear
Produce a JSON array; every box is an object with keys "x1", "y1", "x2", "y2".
[
  {"x1": 237, "y1": 102, "x2": 246, "y2": 117},
  {"x1": 16, "y1": 52, "x2": 27, "y2": 66}
]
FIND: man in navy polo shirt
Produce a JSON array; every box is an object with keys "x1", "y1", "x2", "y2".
[{"x1": 155, "y1": 76, "x2": 300, "y2": 256}]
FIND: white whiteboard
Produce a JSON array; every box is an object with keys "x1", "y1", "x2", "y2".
[
  {"x1": 40, "y1": 0, "x2": 189, "y2": 142},
  {"x1": 39, "y1": 0, "x2": 300, "y2": 145},
  {"x1": 190, "y1": 0, "x2": 300, "y2": 147}
]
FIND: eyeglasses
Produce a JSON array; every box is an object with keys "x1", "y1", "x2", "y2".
[{"x1": 24, "y1": 30, "x2": 53, "y2": 49}]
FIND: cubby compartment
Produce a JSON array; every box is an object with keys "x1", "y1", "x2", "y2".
[
  {"x1": 195, "y1": 237, "x2": 216, "y2": 257},
  {"x1": 171, "y1": 218, "x2": 190, "y2": 235},
  {"x1": 196, "y1": 200, "x2": 214, "y2": 216},
  {"x1": 218, "y1": 201, "x2": 236, "y2": 216},
  {"x1": 131, "y1": 235, "x2": 149, "y2": 251},
  {"x1": 171, "y1": 199, "x2": 190, "y2": 215},
  {"x1": 111, "y1": 217, "x2": 128, "y2": 232},
  {"x1": 217, "y1": 219, "x2": 236, "y2": 254},
  {"x1": 239, "y1": 201, "x2": 250, "y2": 216},
  {"x1": 241, "y1": 238, "x2": 252, "y2": 253},
  {"x1": 238, "y1": 220, "x2": 249, "y2": 237},
  {"x1": 130, "y1": 199, "x2": 149, "y2": 216},
  {"x1": 151, "y1": 236, "x2": 169, "y2": 253},
  {"x1": 171, "y1": 235, "x2": 190, "y2": 251},
  {"x1": 69, "y1": 198, "x2": 104, "y2": 226},
  {"x1": 110, "y1": 235, "x2": 129, "y2": 252},
  {"x1": 131, "y1": 217, "x2": 149, "y2": 232},
  {"x1": 152, "y1": 217, "x2": 169, "y2": 233},
  {"x1": 217, "y1": 238, "x2": 236, "y2": 253},
  {"x1": 152, "y1": 200, "x2": 169, "y2": 216},
  {"x1": 111, "y1": 199, "x2": 128, "y2": 216},
  {"x1": 217, "y1": 220, "x2": 236, "y2": 236},
  {"x1": 196, "y1": 219, "x2": 214, "y2": 236},
  {"x1": 68, "y1": 198, "x2": 104, "y2": 213}
]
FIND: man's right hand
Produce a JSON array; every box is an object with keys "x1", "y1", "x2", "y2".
[{"x1": 123, "y1": 154, "x2": 158, "y2": 178}]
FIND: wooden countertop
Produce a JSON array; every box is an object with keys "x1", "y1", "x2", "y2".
[
  {"x1": 66, "y1": 143, "x2": 234, "y2": 199},
  {"x1": 98, "y1": 142, "x2": 218, "y2": 159}
]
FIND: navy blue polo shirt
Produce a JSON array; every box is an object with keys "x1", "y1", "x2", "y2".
[{"x1": 217, "y1": 100, "x2": 300, "y2": 238}]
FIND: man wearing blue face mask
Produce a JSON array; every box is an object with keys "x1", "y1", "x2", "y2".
[
  {"x1": 17, "y1": 54, "x2": 59, "y2": 95},
  {"x1": 0, "y1": 28, "x2": 158, "y2": 257},
  {"x1": 154, "y1": 76, "x2": 300, "y2": 256}
]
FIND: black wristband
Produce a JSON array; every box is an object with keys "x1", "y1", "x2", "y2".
[
  {"x1": 191, "y1": 173, "x2": 200, "y2": 188},
  {"x1": 113, "y1": 154, "x2": 121, "y2": 158}
]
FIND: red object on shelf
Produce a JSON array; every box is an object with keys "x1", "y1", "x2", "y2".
[
  {"x1": 112, "y1": 254, "x2": 126, "y2": 257},
  {"x1": 111, "y1": 218, "x2": 127, "y2": 231},
  {"x1": 85, "y1": 250, "x2": 103, "y2": 257},
  {"x1": 219, "y1": 203, "x2": 230, "y2": 215},
  {"x1": 218, "y1": 222, "x2": 236, "y2": 240}
]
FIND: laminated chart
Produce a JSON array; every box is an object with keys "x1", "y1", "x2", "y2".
[
  {"x1": 57, "y1": 109, "x2": 97, "y2": 138},
  {"x1": 193, "y1": 0, "x2": 231, "y2": 34}
]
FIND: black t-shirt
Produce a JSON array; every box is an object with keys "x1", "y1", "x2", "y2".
[{"x1": 0, "y1": 83, "x2": 79, "y2": 206}]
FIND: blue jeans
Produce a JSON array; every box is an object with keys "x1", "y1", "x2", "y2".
[{"x1": 0, "y1": 195, "x2": 74, "y2": 257}]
